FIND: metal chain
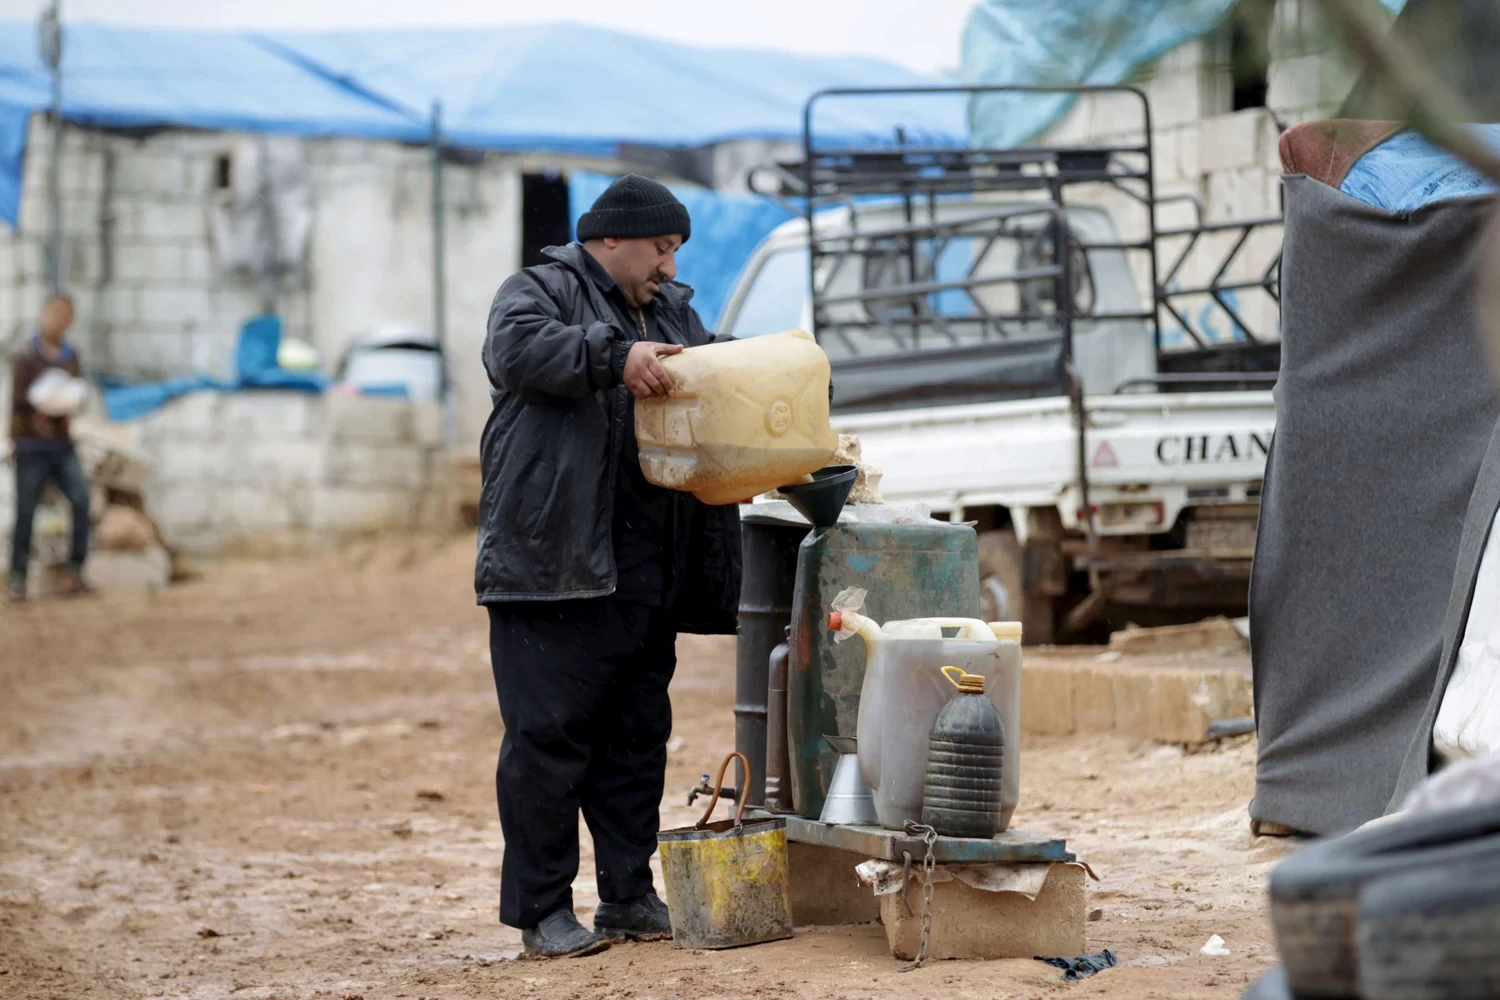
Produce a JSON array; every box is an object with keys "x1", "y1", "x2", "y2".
[{"x1": 898, "y1": 822, "x2": 938, "y2": 972}]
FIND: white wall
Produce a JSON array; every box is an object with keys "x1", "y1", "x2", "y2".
[
  {"x1": 1, "y1": 123, "x2": 528, "y2": 451},
  {"x1": 135, "y1": 390, "x2": 454, "y2": 556}
]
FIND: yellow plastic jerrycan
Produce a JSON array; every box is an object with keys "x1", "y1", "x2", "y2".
[{"x1": 635, "y1": 329, "x2": 839, "y2": 505}]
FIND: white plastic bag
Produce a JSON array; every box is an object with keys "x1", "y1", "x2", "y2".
[
  {"x1": 27, "y1": 367, "x2": 89, "y2": 417},
  {"x1": 1401, "y1": 751, "x2": 1500, "y2": 816},
  {"x1": 1434, "y1": 510, "x2": 1500, "y2": 760}
]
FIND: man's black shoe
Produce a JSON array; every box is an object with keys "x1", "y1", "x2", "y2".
[
  {"x1": 521, "y1": 909, "x2": 610, "y2": 959},
  {"x1": 594, "y1": 894, "x2": 672, "y2": 942}
]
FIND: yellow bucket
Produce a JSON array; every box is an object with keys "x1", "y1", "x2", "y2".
[{"x1": 657, "y1": 752, "x2": 795, "y2": 950}]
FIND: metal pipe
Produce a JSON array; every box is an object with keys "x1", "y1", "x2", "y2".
[
  {"x1": 430, "y1": 101, "x2": 452, "y2": 440},
  {"x1": 39, "y1": 0, "x2": 62, "y2": 293}
]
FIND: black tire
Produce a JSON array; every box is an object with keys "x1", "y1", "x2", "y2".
[
  {"x1": 1358, "y1": 864, "x2": 1500, "y2": 1000},
  {"x1": 1268, "y1": 803, "x2": 1500, "y2": 999},
  {"x1": 1241, "y1": 966, "x2": 1292, "y2": 1000},
  {"x1": 977, "y1": 529, "x2": 1057, "y2": 645}
]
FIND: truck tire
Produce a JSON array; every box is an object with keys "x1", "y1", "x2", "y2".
[
  {"x1": 1268, "y1": 803, "x2": 1500, "y2": 999},
  {"x1": 1240, "y1": 967, "x2": 1291, "y2": 1000},
  {"x1": 978, "y1": 529, "x2": 1057, "y2": 645},
  {"x1": 1358, "y1": 864, "x2": 1500, "y2": 1000}
]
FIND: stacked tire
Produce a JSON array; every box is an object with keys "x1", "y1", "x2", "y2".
[{"x1": 1242, "y1": 803, "x2": 1500, "y2": 999}]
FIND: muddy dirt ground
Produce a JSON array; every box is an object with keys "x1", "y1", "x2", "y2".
[{"x1": 0, "y1": 536, "x2": 1290, "y2": 999}]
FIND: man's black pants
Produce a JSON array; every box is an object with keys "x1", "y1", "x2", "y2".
[{"x1": 487, "y1": 599, "x2": 676, "y2": 930}]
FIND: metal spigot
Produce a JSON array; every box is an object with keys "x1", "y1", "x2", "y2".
[{"x1": 686, "y1": 773, "x2": 738, "y2": 807}]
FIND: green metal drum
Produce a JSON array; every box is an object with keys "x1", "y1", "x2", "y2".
[{"x1": 786, "y1": 520, "x2": 981, "y2": 819}]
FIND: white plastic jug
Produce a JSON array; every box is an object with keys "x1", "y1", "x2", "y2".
[
  {"x1": 834, "y1": 599, "x2": 1023, "y2": 832},
  {"x1": 634, "y1": 329, "x2": 838, "y2": 505}
]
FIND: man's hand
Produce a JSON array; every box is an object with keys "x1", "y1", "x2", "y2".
[
  {"x1": 2, "y1": 441, "x2": 11, "y2": 466},
  {"x1": 623, "y1": 341, "x2": 684, "y2": 400}
]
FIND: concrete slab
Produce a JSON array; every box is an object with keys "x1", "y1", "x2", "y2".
[
  {"x1": 880, "y1": 861, "x2": 1087, "y2": 961},
  {"x1": 1023, "y1": 653, "x2": 1252, "y2": 745}
]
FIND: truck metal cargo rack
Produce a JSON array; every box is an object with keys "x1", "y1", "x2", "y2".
[
  {"x1": 746, "y1": 85, "x2": 1283, "y2": 630},
  {"x1": 747, "y1": 84, "x2": 1282, "y2": 405}
]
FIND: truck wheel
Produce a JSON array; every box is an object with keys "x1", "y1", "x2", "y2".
[
  {"x1": 1358, "y1": 864, "x2": 1500, "y2": 1000},
  {"x1": 1268, "y1": 803, "x2": 1500, "y2": 999},
  {"x1": 978, "y1": 529, "x2": 1057, "y2": 645}
]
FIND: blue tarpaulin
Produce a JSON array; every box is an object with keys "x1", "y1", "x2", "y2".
[
  {"x1": 568, "y1": 171, "x2": 796, "y2": 326},
  {"x1": 961, "y1": 0, "x2": 1408, "y2": 149},
  {"x1": 102, "y1": 313, "x2": 328, "y2": 421},
  {"x1": 260, "y1": 26, "x2": 967, "y2": 154},
  {"x1": 0, "y1": 21, "x2": 964, "y2": 227}
]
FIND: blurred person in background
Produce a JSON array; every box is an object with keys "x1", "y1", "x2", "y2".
[
  {"x1": 476, "y1": 176, "x2": 741, "y2": 958},
  {"x1": 7, "y1": 293, "x2": 91, "y2": 603}
]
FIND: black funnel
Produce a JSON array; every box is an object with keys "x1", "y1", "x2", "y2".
[{"x1": 779, "y1": 465, "x2": 857, "y2": 528}]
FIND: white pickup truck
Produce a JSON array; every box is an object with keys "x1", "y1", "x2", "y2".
[{"x1": 720, "y1": 186, "x2": 1279, "y2": 642}]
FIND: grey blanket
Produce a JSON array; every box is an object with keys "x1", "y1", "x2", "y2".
[
  {"x1": 1250, "y1": 175, "x2": 1499, "y2": 836},
  {"x1": 1389, "y1": 420, "x2": 1500, "y2": 809}
]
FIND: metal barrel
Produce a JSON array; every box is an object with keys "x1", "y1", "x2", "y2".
[{"x1": 735, "y1": 516, "x2": 809, "y2": 807}]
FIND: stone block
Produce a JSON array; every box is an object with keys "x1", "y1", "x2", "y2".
[
  {"x1": 1148, "y1": 70, "x2": 1204, "y2": 128},
  {"x1": 1148, "y1": 667, "x2": 1253, "y2": 744},
  {"x1": 1267, "y1": 54, "x2": 1329, "y2": 115},
  {"x1": 308, "y1": 486, "x2": 416, "y2": 533},
  {"x1": 116, "y1": 154, "x2": 187, "y2": 197},
  {"x1": 216, "y1": 392, "x2": 318, "y2": 439},
  {"x1": 141, "y1": 391, "x2": 221, "y2": 441},
  {"x1": 139, "y1": 200, "x2": 206, "y2": 241},
  {"x1": 217, "y1": 484, "x2": 309, "y2": 532},
  {"x1": 116, "y1": 330, "x2": 192, "y2": 378},
  {"x1": 114, "y1": 242, "x2": 180, "y2": 284},
  {"x1": 323, "y1": 395, "x2": 417, "y2": 444},
  {"x1": 787, "y1": 843, "x2": 880, "y2": 927},
  {"x1": 1071, "y1": 666, "x2": 1117, "y2": 734},
  {"x1": 325, "y1": 443, "x2": 427, "y2": 490},
  {"x1": 1199, "y1": 110, "x2": 1270, "y2": 174},
  {"x1": 1207, "y1": 167, "x2": 1271, "y2": 222},
  {"x1": 144, "y1": 483, "x2": 218, "y2": 536},
  {"x1": 1109, "y1": 617, "x2": 1248, "y2": 656},
  {"x1": 1020, "y1": 662, "x2": 1075, "y2": 736},
  {"x1": 84, "y1": 545, "x2": 171, "y2": 594},
  {"x1": 243, "y1": 440, "x2": 327, "y2": 486},
  {"x1": 139, "y1": 286, "x2": 212, "y2": 327},
  {"x1": 181, "y1": 245, "x2": 215, "y2": 283},
  {"x1": 1087, "y1": 89, "x2": 1148, "y2": 143},
  {"x1": 1158, "y1": 38, "x2": 1207, "y2": 75},
  {"x1": 144, "y1": 441, "x2": 225, "y2": 484},
  {"x1": 1152, "y1": 128, "x2": 1181, "y2": 184},
  {"x1": 410, "y1": 401, "x2": 444, "y2": 447},
  {"x1": 880, "y1": 862, "x2": 1086, "y2": 961},
  {"x1": 1111, "y1": 668, "x2": 1155, "y2": 738}
]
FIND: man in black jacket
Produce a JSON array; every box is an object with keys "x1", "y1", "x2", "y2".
[{"x1": 477, "y1": 175, "x2": 742, "y2": 958}]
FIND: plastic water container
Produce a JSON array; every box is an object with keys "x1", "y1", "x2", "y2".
[
  {"x1": 635, "y1": 329, "x2": 838, "y2": 505},
  {"x1": 837, "y1": 610, "x2": 1022, "y2": 832}
]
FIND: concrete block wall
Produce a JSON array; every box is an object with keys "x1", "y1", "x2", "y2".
[
  {"x1": 1, "y1": 119, "x2": 529, "y2": 452},
  {"x1": 1028, "y1": 0, "x2": 1367, "y2": 349},
  {"x1": 136, "y1": 390, "x2": 455, "y2": 556}
]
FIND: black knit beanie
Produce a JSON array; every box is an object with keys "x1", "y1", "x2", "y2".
[{"x1": 576, "y1": 174, "x2": 691, "y2": 244}]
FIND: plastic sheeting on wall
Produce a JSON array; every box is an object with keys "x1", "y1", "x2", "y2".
[
  {"x1": 961, "y1": 0, "x2": 1408, "y2": 150},
  {"x1": 568, "y1": 171, "x2": 796, "y2": 330}
]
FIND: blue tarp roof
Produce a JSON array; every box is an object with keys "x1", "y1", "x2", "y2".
[
  {"x1": 260, "y1": 24, "x2": 967, "y2": 153},
  {"x1": 0, "y1": 20, "x2": 967, "y2": 225}
]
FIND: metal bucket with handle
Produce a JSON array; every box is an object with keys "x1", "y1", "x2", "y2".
[{"x1": 657, "y1": 752, "x2": 795, "y2": 949}]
